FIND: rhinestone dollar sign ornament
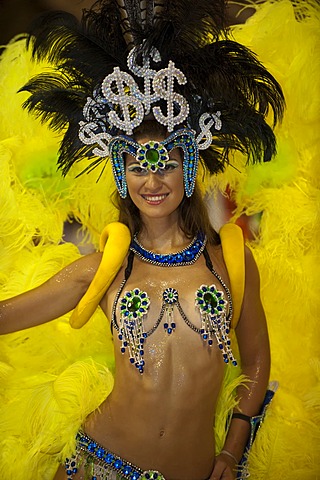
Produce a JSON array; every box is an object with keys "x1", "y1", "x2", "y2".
[
  {"x1": 102, "y1": 67, "x2": 144, "y2": 135},
  {"x1": 78, "y1": 121, "x2": 112, "y2": 157},
  {"x1": 152, "y1": 61, "x2": 189, "y2": 132}
]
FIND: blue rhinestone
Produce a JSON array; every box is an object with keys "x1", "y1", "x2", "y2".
[
  {"x1": 171, "y1": 323, "x2": 176, "y2": 328},
  {"x1": 203, "y1": 334, "x2": 208, "y2": 340},
  {"x1": 105, "y1": 453, "x2": 114, "y2": 463},
  {"x1": 66, "y1": 470, "x2": 72, "y2": 476},
  {"x1": 96, "y1": 448, "x2": 105, "y2": 458},
  {"x1": 87, "y1": 442, "x2": 96, "y2": 452},
  {"x1": 114, "y1": 459, "x2": 123, "y2": 468},
  {"x1": 123, "y1": 465, "x2": 132, "y2": 474}
]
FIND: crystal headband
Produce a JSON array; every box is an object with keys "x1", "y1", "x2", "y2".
[
  {"x1": 78, "y1": 46, "x2": 222, "y2": 160},
  {"x1": 109, "y1": 128, "x2": 199, "y2": 198}
]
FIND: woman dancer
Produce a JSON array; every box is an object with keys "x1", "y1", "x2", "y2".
[{"x1": 0, "y1": 1, "x2": 285, "y2": 478}]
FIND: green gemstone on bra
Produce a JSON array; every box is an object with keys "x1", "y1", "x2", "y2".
[
  {"x1": 128, "y1": 296, "x2": 141, "y2": 312},
  {"x1": 203, "y1": 292, "x2": 218, "y2": 309},
  {"x1": 146, "y1": 148, "x2": 159, "y2": 163}
]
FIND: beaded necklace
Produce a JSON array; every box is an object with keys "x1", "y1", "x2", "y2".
[{"x1": 129, "y1": 232, "x2": 207, "y2": 266}]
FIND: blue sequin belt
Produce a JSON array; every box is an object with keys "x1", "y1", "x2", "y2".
[{"x1": 64, "y1": 431, "x2": 165, "y2": 480}]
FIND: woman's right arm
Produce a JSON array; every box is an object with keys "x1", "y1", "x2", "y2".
[{"x1": 0, "y1": 251, "x2": 102, "y2": 334}]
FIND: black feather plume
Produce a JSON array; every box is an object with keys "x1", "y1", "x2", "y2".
[{"x1": 19, "y1": 0, "x2": 285, "y2": 177}]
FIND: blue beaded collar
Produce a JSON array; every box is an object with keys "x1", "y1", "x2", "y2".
[{"x1": 130, "y1": 232, "x2": 207, "y2": 266}]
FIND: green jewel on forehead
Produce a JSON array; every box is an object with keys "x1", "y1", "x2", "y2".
[
  {"x1": 120, "y1": 288, "x2": 150, "y2": 320},
  {"x1": 195, "y1": 284, "x2": 227, "y2": 315},
  {"x1": 136, "y1": 141, "x2": 170, "y2": 172}
]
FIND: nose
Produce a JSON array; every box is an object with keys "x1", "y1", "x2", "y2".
[{"x1": 144, "y1": 172, "x2": 163, "y2": 191}]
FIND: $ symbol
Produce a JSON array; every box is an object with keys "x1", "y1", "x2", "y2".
[
  {"x1": 79, "y1": 121, "x2": 111, "y2": 157},
  {"x1": 102, "y1": 67, "x2": 144, "y2": 135},
  {"x1": 196, "y1": 112, "x2": 222, "y2": 150},
  {"x1": 152, "y1": 61, "x2": 189, "y2": 132}
]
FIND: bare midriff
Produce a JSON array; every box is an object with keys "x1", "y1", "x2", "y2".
[{"x1": 84, "y1": 246, "x2": 229, "y2": 480}]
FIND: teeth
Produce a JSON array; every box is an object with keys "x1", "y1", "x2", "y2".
[{"x1": 143, "y1": 194, "x2": 167, "y2": 201}]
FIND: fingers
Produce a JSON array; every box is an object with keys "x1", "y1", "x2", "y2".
[{"x1": 210, "y1": 455, "x2": 236, "y2": 480}]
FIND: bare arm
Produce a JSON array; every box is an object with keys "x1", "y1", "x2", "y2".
[
  {"x1": 0, "y1": 252, "x2": 102, "y2": 334},
  {"x1": 211, "y1": 246, "x2": 270, "y2": 479}
]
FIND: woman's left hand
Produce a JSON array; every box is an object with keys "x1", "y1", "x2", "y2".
[{"x1": 209, "y1": 453, "x2": 237, "y2": 480}]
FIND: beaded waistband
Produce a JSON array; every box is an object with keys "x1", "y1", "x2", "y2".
[{"x1": 65, "y1": 431, "x2": 165, "y2": 480}]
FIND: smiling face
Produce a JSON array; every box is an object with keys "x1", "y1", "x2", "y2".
[{"x1": 125, "y1": 134, "x2": 185, "y2": 223}]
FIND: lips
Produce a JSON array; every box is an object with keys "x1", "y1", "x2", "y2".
[{"x1": 141, "y1": 193, "x2": 169, "y2": 205}]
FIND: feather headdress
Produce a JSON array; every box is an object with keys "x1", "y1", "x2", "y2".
[{"x1": 20, "y1": 0, "x2": 285, "y2": 181}]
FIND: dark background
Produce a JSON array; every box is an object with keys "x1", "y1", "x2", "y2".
[{"x1": 0, "y1": 0, "x2": 255, "y2": 44}]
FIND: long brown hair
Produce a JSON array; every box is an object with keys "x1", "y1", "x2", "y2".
[{"x1": 114, "y1": 120, "x2": 220, "y2": 245}]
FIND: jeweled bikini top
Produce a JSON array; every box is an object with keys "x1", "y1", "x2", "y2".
[{"x1": 111, "y1": 234, "x2": 237, "y2": 374}]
